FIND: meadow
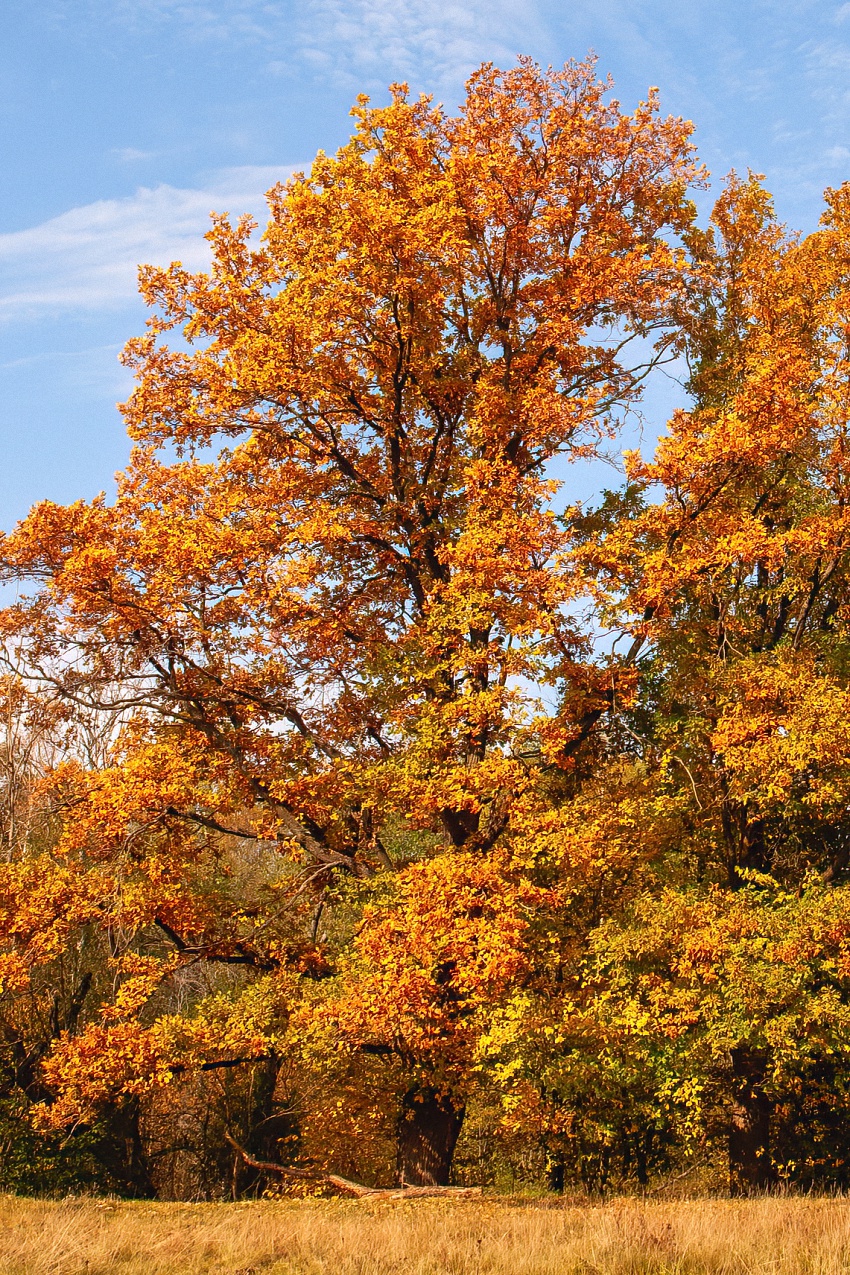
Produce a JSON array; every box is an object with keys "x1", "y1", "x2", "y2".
[{"x1": 3, "y1": 1195, "x2": 850, "y2": 1275}]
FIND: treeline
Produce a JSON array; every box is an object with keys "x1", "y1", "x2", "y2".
[{"x1": 3, "y1": 59, "x2": 850, "y2": 1199}]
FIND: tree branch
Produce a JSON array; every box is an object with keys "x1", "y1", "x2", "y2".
[{"x1": 224, "y1": 1132, "x2": 482, "y2": 1199}]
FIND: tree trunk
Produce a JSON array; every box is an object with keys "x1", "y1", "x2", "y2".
[
  {"x1": 396, "y1": 1086, "x2": 465, "y2": 1186},
  {"x1": 546, "y1": 1154, "x2": 565, "y2": 1193},
  {"x1": 729, "y1": 1047, "x2": 773, "y2": 1196},
  {"x1": 722, "y1": 797, "x2": 771, "y2": 889},
  {"x1": 92, "y1": 1098, "x2": 156, "y2": 1198},
  {"x1": 234, "y1": 1056, "x2": 289, "y2": 1198}
]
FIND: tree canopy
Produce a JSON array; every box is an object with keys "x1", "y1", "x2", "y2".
[{"x1": 3, "y1": 57, "x2": 850, "y2": 1198}]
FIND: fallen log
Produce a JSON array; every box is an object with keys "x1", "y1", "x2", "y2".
[{"x1": 224, "y1": 1133, "x2": 482, "y2": 1199}]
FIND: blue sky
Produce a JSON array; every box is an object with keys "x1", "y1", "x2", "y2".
[{"x1": 3, "y1": 0, "x2": 850, "y2": 528}]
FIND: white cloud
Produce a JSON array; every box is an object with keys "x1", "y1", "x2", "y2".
[
  {"x1": 47, "y1": 0, "x2": 276, "y2": 43},
  {"x1": 0, "y1": 344, "x2": 127, "y2": 391},
  {"x1": 803, "y1": 38, "x2": 850, "y2": 76},
  {"x1": 113, "y1": 147, "x2": 158, "y2": 163},
  {"x1": 63, "y1": 0, "x2": 541, "y2": 81},
  {"x1": 0, "y1": 166, "x2": 294, "y2": 322},
  {"x1": 296, "y1": 0, "x2": 545, "y2": 94}
]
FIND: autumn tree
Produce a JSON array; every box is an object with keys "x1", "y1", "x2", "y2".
[
  {"x1": 546, "y1": 173, "x2": 850, "y2": 1193},
  {"x1": 7, "y1": 60, "x2": 850, "y2": 1201},
  {"x1": 0, "y1": 57, "x2": 702, "y2": 1191},
  {"x1": 0, "y1": 675, "x2": 164, "y2": 1195}
]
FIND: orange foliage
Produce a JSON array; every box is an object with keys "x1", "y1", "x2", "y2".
[{"x1": 8, "y1": 58, "x2": 850, "y2": 1197}]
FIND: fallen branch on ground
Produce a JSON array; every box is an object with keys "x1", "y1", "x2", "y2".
[{"x1": 224, "y1": 1133, "x2": 482, "y2": 1199}]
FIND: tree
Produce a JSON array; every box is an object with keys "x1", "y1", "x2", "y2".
[
  {"x1": 0, "y1": 59, "x2": 702, "y2": 1191},
  {"x1": 557, "y1": 173, "x2": 850, "y2": 1193},
  {"x1": 8, "y1": 69, "x2": 850, "y2": 1200}
]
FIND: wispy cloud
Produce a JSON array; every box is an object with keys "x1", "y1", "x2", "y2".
[
  {"x1": 0, "y1": 166, "x2": 294, "y2": 322},
  {"x1": 112, "y1": 147, "x2": 159, "y2": 163},
  {"x1": 46, "y1": 0, "x2": 276, "y2": 43},
  {"x1": 59, "y1": 0, "x2": 544, "y2": 84},
  {"x1": 295, "y1": 0, "x2": 546, "y2": 94},
  {"x1": 0, "y1": 344, "x2": 130, "y2": 396}
]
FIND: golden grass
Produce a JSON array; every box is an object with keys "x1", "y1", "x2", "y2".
[{"x1": 3, "y1": 1194, "x2": 850, "y2": 1275}]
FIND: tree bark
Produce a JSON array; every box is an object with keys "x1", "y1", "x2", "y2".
[
  {"x1": 234, "y1": 1056, "x2": 297, "y2": 1198},
  {"x1": 722, "y1": 797, "x2": 771, "y2": 889},
  {"x1": 729, "y1": 1047, "x2": 773, "y2": 1196},
  {"x1": 546, "y1": 1154, "x2": 565, "y2": 1193},
  {"x1": 92, "y1": 1098, "x2": 156, "y2": 1198},
  {"x1": 396, "y1": 1086, "x2": 465, "y2": 1186}
]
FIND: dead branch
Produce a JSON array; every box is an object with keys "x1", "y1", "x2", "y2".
[{"x1": 224, "y1": 1132, "x2": 482, "y2": 1199}]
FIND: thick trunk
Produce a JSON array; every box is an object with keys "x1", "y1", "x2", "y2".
[
  {"x1": 729, "y1": 1047, "x2": 773, "y2": 1196},
  {"x1": 396, "y1": 1086, "x2": 465, "y2": 1186},
  {"x1": 92, "y1": 1098, "x2": 156, "y2": 1198},
  {"x1": 234, "y1": 1056, "x2": 301, "y2": 1198},
  {"x1": 234, "y1": 1056, "x2": 284, "y2": 1197},
  {"x1": 546, "y1": 1154, "x2": 565, "y2": 1193}
]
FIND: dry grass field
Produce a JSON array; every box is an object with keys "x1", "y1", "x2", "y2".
[{"x1": 3, "y1": 1195, "x2": 850, "y2": 1275}]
